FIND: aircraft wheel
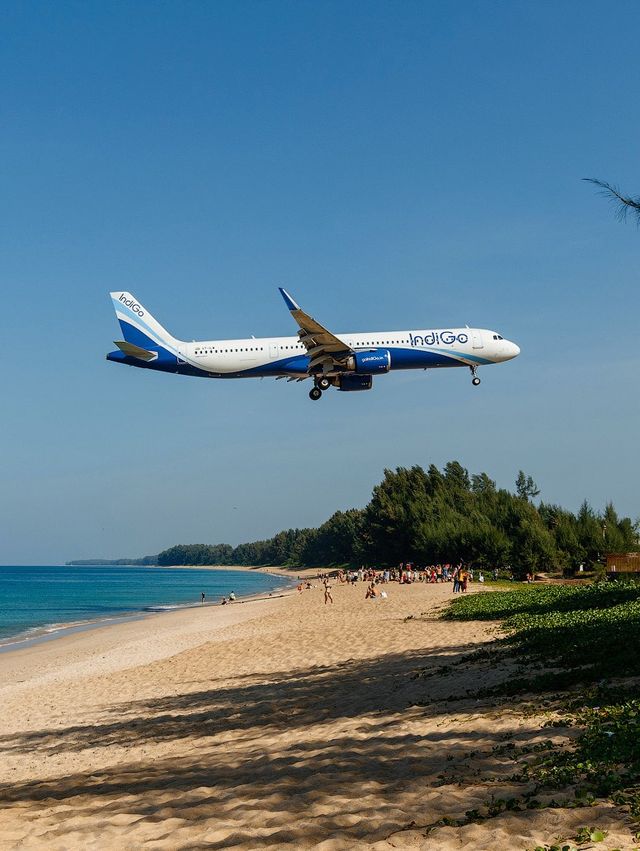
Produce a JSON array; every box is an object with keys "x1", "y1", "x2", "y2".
[
  {"x1": 309, "y1": 387, "x2": 323, "y2": 401},
  {"x1": 317, "y1": 377, "x2": 330, "y2": 391},
  {"x1": 472, "y1": 377, "x2": 481, "y2": 386}
]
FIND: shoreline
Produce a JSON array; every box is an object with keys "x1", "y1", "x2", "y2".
[
  {"x1": 160, "y1": 562, "x2": 322, "y2": 579},
  {"x1": 0, "y1": 589, "x2": 290, "y2": 693},
  {"x1": 0, "y1": 565, "x2": 298, "y2": 655}
]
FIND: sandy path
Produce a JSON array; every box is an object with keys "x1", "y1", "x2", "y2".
[{"x1": 0, "y1": 582, "x2": 635, "y2": 850}]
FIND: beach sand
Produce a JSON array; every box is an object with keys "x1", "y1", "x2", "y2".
[{"x1": 0, "y1": 581, "x2": 635, "y2": 850}]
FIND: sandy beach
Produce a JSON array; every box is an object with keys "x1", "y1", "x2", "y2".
[{"x1": 0, "y1": 580, "x2": 634, "y2": 850}]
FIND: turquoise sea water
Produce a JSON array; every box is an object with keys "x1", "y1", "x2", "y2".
[{"x1": 0, "y1": 565, "x2": 290, "y2": 647}]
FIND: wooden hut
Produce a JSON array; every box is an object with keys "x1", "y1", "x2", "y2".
[{"x1": 606, "y1": 552, "x2": 640, "y2": 575}]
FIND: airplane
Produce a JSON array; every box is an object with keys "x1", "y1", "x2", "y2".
[{"x1": 106, "y1": 289, "x2": 520, "y2": 400}]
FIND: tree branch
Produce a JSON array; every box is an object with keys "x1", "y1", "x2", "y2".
[{"x1": 583, "y1": 177, "x2": 640, "y2": 225}]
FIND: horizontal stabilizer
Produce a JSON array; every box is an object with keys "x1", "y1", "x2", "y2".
[{"x1": 114, "y1": 340, "x2": 158, "y2": 362}]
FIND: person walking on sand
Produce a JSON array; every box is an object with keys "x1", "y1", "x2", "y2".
[
  {"x1": 323, "y1": 578, "x2": 333, "y2": 605},
  {"x1": 452, "y1": 568, "x2": 460, "y2": 593}
]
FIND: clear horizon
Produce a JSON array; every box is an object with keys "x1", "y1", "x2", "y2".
[{"x1": 2, "y1": 1, "x2": 639, "y2": 564}]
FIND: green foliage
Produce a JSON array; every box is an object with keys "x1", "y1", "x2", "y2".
[
  {"x1": 574, "y1": 826, "x2": 607, "y2": 844},
  {"x1": 299, "y1": 509, "x2": 365, "y2": 566},
  {"x1": 516, "y1": 469, "x2": 540, "y2": 500},
  {"x1": 446, "y1": 582, "x2": 640, "y2": 681},
  {"x1": 529, "y1": 695, "x2": 640, "y2": 810},
  {"x1": 530, "y1": 845, "x2": 577, "y2": 851},
  {"x1": 504, "y1": 599, "x2": 640, "y2": 674},
  {"x1": 360, "y1": 463, "x2": 558, "y2": 573},
  {"x1": 444, "y1": 582, "x2": 640, "y2": 829},
  {"x1": 445, "y1": 583, "x2": 640, "y2": 621},
  {"x1": 67, "y1": 555, "x2": 158, "y2": 565},
  {"x1": 157, "y1": 543, "x2": 234, "y2": 566},
  {"x1": 151, "y1": 462, "x2": 638, "y2": 571}
]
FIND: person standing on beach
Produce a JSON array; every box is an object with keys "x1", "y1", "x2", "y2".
[
  {"x1": 323, "y1": 578, "x2": 333, "y2": 605},
  {"x1": 201, "y1": 591, "x2": 206, "y2": 604}
]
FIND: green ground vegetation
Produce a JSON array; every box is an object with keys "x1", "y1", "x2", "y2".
[
  {"x1": 441, "y1": 582, "x2": 640, "y2": 842},
  {"x1": 444, "y1": 582, "x2": 640, "y2": 681}
]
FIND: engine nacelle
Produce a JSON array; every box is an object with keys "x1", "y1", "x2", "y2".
[
  {"x1": 338, "y1": 374, "x2": 373, "y2": 392},
  {"x1": 346, "y1": 349, "x2": 391, "y2": 374}
]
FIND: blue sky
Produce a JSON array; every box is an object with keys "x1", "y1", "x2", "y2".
[{"x1": 1, "y1": 1, "x2": 639, "y2": 564}]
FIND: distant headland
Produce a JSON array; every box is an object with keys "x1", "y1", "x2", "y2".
[{"x1": 66, "y1": 556, "x2": 158, "y2": 566}]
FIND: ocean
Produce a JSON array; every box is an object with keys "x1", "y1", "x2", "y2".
[{"x1": 0, "y1": 565, "x2": 291, "y2": 649}]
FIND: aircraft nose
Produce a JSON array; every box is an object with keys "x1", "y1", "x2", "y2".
[{"x1": 506, "y1": 341, "x2": 520, "y2": 359}]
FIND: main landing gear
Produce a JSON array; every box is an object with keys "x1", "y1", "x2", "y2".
[
  {"x1": 309, "y1": 376, "x2": 331, "y2": 400},
  {"x1": 470, "y1": 366, "x2": 481, "y2": 386}
]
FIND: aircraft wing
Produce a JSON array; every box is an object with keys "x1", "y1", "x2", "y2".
[{"x1": 279, "y1": 288, "x2": 353, "y2": 373}]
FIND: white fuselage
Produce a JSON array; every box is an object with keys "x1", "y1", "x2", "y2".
[{"x1": 180, "y1": 328, "x2": 519, "y2": 377}]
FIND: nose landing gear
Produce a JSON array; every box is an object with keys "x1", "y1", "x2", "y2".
[{"x1": 470, "y1": 366, "x2": 481, "y2": 386}]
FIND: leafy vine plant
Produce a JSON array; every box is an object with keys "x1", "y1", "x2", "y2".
[{"x1": 531, "y1": 825, "x2": 613, "y2": 851}]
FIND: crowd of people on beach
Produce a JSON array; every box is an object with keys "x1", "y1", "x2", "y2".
[
  {"x1": 338, "y1": 563, "x2": 492, "y2": 591},
  {"x1": 296, "y1": 564, "x2": 500, "y2": 603},
  {"x1": 198, "y1": 562, "x2": 502, "y2": 610}
]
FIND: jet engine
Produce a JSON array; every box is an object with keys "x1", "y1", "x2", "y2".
[
  {"x1": 345, "y1": 350, "x2": 391, "y2": 374},
  {"x1": 337, "y1": 374, "x2": 373, "y2": 391}
]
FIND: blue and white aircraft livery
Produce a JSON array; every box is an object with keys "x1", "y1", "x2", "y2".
[{"x1": 107, "y1": 289, "x2": 520, "y2": 400}]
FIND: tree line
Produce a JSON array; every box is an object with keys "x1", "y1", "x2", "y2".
[{"x1": 154, "y1": 462, "x2": 638, "y2": 577}]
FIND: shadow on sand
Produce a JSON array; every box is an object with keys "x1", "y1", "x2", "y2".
[{"x1": 0, "y1": 640, "x2": 548, "y2": 847}]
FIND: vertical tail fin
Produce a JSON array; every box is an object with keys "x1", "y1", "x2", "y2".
[{"x1": 110, "y1": 292, "x2": 180, "y2": 351}]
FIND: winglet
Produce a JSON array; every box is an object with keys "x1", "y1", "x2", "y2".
[{"x1": 279, "y1": 287, "x2": 300, "y2": 312}]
